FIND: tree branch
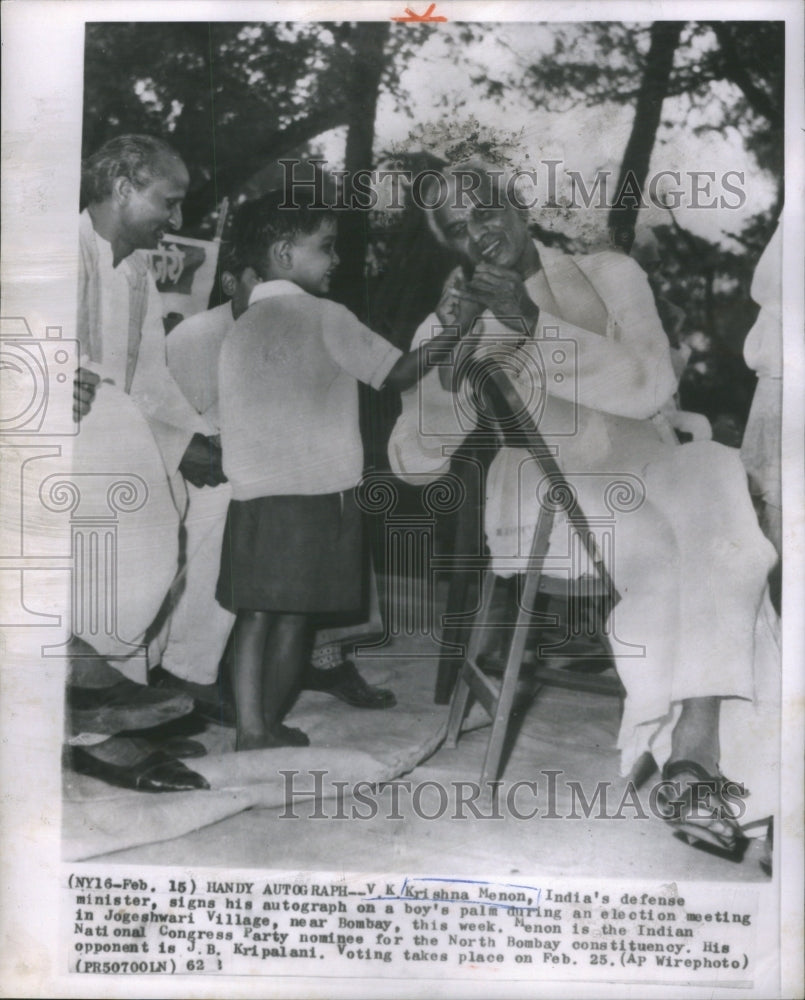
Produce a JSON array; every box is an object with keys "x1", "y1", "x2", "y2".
[{"x1": 182, "y1": 105, "x2": 351, "y2": 223}]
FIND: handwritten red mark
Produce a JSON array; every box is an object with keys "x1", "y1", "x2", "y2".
[{"x1": 391, "y1": 4, "x2": 447, "y2": 22}]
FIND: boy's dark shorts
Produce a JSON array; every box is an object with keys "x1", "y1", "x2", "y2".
[{"x1": 216, "y1": 489, "x2": 362, "y2": 614}]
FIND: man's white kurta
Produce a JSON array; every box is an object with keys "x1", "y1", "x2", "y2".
[
  {"x1": 76, "y1": 211, "x2": 207, "y2": 667},
  {"x1": 80, "y1": 212, "x2": 207, "y2": 481}
]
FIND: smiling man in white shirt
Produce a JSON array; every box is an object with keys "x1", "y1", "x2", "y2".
[{"x1": 68, "y1": 135, "x2": 226, "y2": 792}]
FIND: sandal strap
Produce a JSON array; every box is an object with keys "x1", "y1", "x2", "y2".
[{"x1": 662, "y1": 759, "x2": 747, "y2": 797}]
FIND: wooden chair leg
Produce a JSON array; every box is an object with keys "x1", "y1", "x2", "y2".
[
  {"x1": 445, "y1": 573, "x2": 497, "y2": 746},
  {"x1": 434, "y1": 443, "x2": 488, "y2": 704},
  {"x1": 444, "y1": 665, "x2": 473, "y2": 748},
  {"x1": 434, "y1": 569, "x2": 471, "y2": 704},
  {"x1": 480, "y1": 562, "x2": 543, "y2": 786}
]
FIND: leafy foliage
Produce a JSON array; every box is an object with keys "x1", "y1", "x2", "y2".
[
  {"x1": 83, "y1": 21, "x2": 430, "y2": 226},
  {"x1": 82, "y1": 18, "x2": 781, "y2": 438},
  {"x1": 522, "y1": 21, "x2": 783, "y2": 177}
]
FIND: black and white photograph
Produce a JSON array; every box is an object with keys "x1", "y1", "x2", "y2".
[{"x1": 1, "y1": 1, "x2": 803, "y2": 997}]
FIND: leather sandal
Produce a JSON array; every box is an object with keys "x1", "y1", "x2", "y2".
[{"x1": 657, "y1": 759, "x2": 748, "y2": 860}]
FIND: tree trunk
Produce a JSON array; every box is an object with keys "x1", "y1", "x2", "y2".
[
  {"x1": 609, "y1": 21, "x2": 684, "y2": 252},
  {"x1": 330, "y1": 22, "x2": 391, "y2": 317}
]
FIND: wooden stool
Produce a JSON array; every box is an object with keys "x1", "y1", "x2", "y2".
[{"x1": 442, "y1": 366, "x2": 622, "y2": 785}]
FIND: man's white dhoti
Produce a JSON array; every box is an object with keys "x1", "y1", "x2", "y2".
[
  {"x1": 67, "y1": 387, "x2": 181, "y2": 676},
  {"x1": 160, "y1": 480, "x2": 234, "y2": 684}
]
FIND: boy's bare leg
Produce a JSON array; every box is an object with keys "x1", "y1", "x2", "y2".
[
  {"x1": 262, "y1": 612, "x2": 312, "y2": 746},
  {"x1": 231, "y1": 610, "x2": 273, "y2": 750}
]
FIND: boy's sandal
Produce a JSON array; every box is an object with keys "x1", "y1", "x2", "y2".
[{"x1": 658, "y1": 759, "x2": 748, "y2": 860}]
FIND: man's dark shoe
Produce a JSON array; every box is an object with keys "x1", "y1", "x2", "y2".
[
  {"x1": 305, "y1": 660, "x2": 397, "y2": 709},
  {"x1": 68, "y1": 679, "x2": 194, "y2": 736},
  {"x1": 120, "y1": 721, "x2": 208, "y2": 759},
  {"x1": 123, "y1": 710, "x2": 207, "y2": 741},
  {"x1": 68, "y1": 740, "x2": 210, "y2": 792},
  {"x1": 150, "y1": 665, "x2": 236, "y2": 727}
]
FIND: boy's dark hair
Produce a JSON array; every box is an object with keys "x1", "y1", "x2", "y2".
[
  {"x1": 82, "y1": 134, "x2": 182, "y2": 205},
  {"x1": 230, "y1": 189, "x2": 336, "y2": 274}
]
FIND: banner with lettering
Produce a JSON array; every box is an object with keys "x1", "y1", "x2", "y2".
[{"x1": 145, "y1": 233, "x2": 221, "y2": 322}]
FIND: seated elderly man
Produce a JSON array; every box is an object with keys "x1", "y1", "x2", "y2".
[{"x1": 388, "y1": 160, "x2": 777, "y2": 856}]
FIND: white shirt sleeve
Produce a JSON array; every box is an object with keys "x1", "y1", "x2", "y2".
[
  {"x1": 321, "y1": 301, "x2": 402, "y2": 389},
  {"x1": 387, "y1": 313, "x2": 471, "y2": 483}
]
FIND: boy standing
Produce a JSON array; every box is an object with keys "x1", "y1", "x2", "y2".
[{"x1": 217, "y1": 191, "x2": 454, "y2": 749}]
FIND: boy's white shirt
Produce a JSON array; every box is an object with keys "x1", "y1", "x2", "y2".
[{"x1": 219, "y1": 279, "x2": 401, "y2": 499}]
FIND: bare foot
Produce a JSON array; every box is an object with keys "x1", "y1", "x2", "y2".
[
  {"x1": 236, "y1": 726, "x2": 310, "y2": 750},
  {"x1": 236, "y1": 729, "x2": 268, "y2": 752}
]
